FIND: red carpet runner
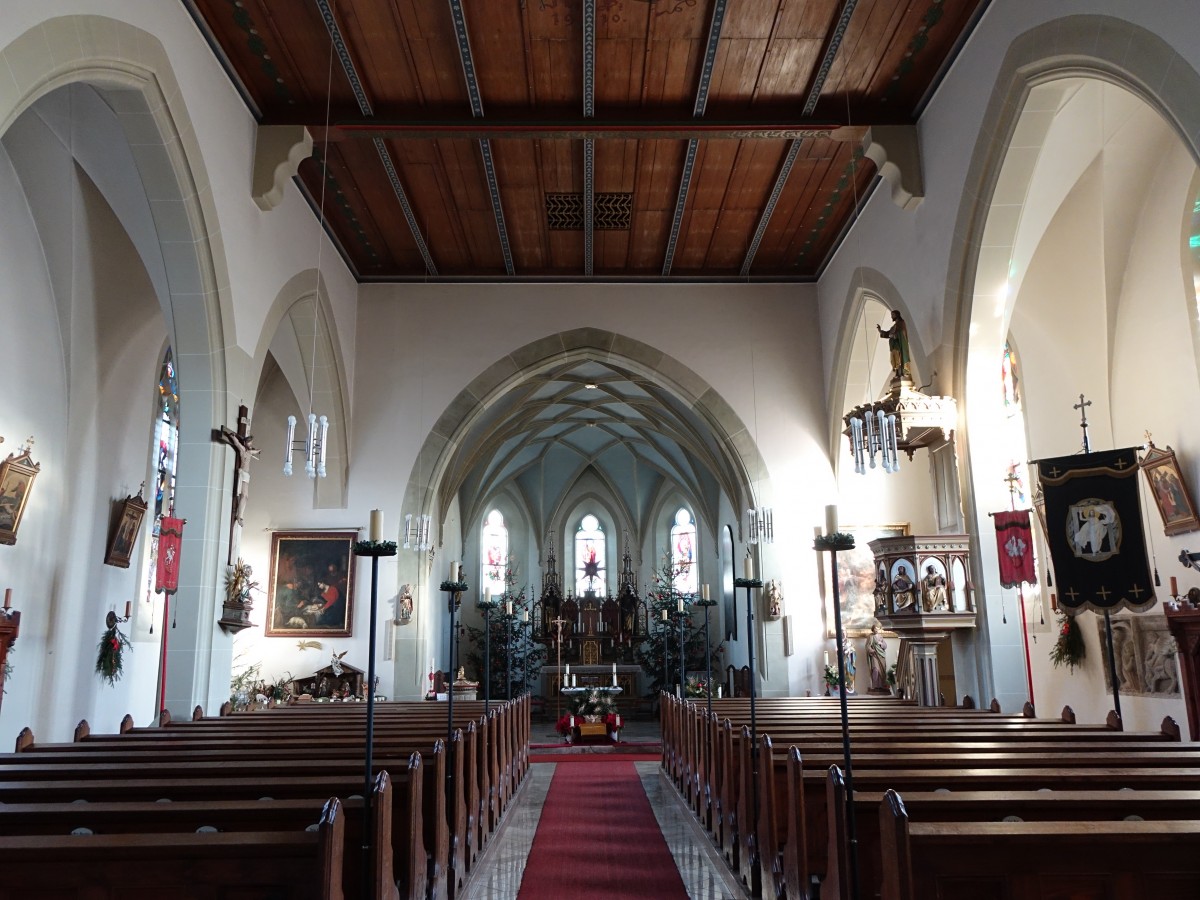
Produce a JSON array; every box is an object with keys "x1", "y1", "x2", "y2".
[{"x1": 517, "y1": 759, "x2": 689, "y2": 899}]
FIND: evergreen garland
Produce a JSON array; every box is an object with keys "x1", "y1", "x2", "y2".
[
  {"x1": 96, "y1": 621, "x2": 132, "y2": 686},
  {"x1": 1049, "y1": 610, "x2": 1085, "y2": 673}
]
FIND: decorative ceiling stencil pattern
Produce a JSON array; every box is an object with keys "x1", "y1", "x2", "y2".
[{"x1": 185, "y1": 0, "x2": 987, "y2": 281}]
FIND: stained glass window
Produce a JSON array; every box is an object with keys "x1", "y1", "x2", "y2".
[
  {"x1": 574, "y1": 513, "x2": 606, "y2": 596},
  {"x1": 144, "y1": 348, "x2": 180, "y2": 601},
  {"x1": 480, "y1": 509, "x2": 508, "y2": 596},
  {"x1": 671, "y1": 507, "x2": 698, "y2": 594},
  {"x1": 1000, "y1": 341, "x2": 1028, "y2": 505}
]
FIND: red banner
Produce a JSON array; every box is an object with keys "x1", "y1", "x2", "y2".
[
  {"x1": 155, "y1": 517, "x2": 185, "y2": 595},
  {"x1": 993, "y1": 509, "x2": 1037, "y2": 589}
]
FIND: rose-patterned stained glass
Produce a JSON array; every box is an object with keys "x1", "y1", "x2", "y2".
[
  {"x1": 671, "y1": 507, "x2": 698, "y2": 594},
  {"x1": 575, "y1": 513, "x2": 606, "y2": 596},
  {"x1": 480, "y1": 509, "x2": 508, "y2": 597},
  {"x1": 144, "y1": 348, "x2": 180, "y2": 604}
]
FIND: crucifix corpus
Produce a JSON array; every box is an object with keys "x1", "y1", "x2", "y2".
[{"x1": 216, "y1": 404, "x2": 259, "y2": 565}]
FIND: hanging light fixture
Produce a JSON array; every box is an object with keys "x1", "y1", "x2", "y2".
[
  {"x1": 283, "y1": 36, "x2": 335, "y2": 479},
  {"x1": 746, "y1": 507, "x2": 774, "y2": 544},
  {"x1": 402, "y1": 513, "x2": 432, "y2": 552}
]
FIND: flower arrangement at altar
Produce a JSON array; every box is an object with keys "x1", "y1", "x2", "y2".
[
  {"x1": 571, "y1": 687, "x2": 618, "y2": 721},
  {"x1": 96, "y1": 618, "x2": 132, "y2": 686},
  {"x1": 1049, "y1": 610, "x2": 1086, "y2": 672},
  {"x1": 555, "y1": 714, "x2": 575, "y2": 737},
  {"x1": 685, "y1": 675, "x2": 715, "y2": 698},
  {"x1": 823, "y1": 664, "x2": 841, "y2": 688}
]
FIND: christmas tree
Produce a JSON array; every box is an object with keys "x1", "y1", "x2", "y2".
[
  {"x1": 464, "y1": 563, "x2": 548, "y2": 699},
  {"x1": 633, "y1": 551, "x2": 722, "y2": 695}
]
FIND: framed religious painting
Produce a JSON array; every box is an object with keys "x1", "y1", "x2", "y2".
[
  {"x1": 827, "y1": 523, "x2": 910, "y2": 637},
  {"x1": 265, "y1": 531, "x2": 356, "y2": 637},
  {"x1": 104, "y1": 492, "x2": 148, "y2": 568},
  {"x1": 0, "y1": 442, "x2": 40, "y2": 546},
  {"x1": 1140, "y1": 443, "x2": 1200, "y2": 536}
]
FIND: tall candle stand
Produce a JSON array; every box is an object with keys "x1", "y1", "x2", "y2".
[
  {"x1": 678, "y1": 603, "x2": 688, "y2": 696},
  {"x1": 816, "y1": 530, "x2": 860, "y2": 900},
  {"x1": 734, "y1": 571, "x2": 763, "y2": 896},
  {"x1": 695, "y1": 592, "x2": 718, "y2": 718},
  {"x1": 440, "y1": 571, "x2": 468, "y2": 746},
  {"x1": 352, "y1": 535, "x2": 397, "y2": 895},
  {"x1": 476, "y1": 593, "x2": 500, "y2": 715},
  {"x1": 502, "y1": 602, "x2": 515, "y2": 701}
]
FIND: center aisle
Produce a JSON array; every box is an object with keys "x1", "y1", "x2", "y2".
[{"x1": 516, "y1": 759, "x2": 691, "y2": 899}]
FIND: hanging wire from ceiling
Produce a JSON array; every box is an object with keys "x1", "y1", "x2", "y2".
[{"x1": 283, "y1": 35, "x2": 333, "y2": 479}]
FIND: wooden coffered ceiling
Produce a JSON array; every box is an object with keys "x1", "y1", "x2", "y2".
[{"x1": 185, "y1": 0, "x2": 987, "y2": 282}]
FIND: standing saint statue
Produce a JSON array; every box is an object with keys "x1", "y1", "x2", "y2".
[
  {"x1": 866, "y1": 621, "x2": 888, "y2": 693},
  {"x1": 876, "y1": 309, "x2": 912, "y2": 380},
  {"x1": 841, "y1": 636, "x2": 857, "y2": 693}
]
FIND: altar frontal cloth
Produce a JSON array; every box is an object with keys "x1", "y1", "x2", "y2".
[{"x1": 1037, "y1": 448, "x2": 1155, "y2": 614}]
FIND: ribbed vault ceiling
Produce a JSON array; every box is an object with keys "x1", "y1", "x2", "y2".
[{"x1": 445, "y1": 358, "x2": 745, "y2": 540}]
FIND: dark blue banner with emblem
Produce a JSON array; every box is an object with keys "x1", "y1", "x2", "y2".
[{"x1": 1036, "y1": 448, "x2": 1155, "y2": 614}]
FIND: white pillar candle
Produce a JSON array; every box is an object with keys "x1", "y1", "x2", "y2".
[
  {"x1": 825, "y1": 504, "x2": 838, "y2": 535},
  {"x1": 702, "y1": 583, "x2": 710, "y2": 601},
  {"x1": 677, "y1": 598, "x2": 684, "y2": 613},
  {"x1": 522, "y1": 608, "x2": 529, "y2": 622},
  {"x1": 612, "y1": 662, "x2": 617, "y2": 675},
  {"x1": 3, "y1": 589, "x2": 10, "y2": 609},
  {"x1": 744, "y1": 553, "x2": 754, "y2": 581},
  {"x1": 483, "y1": 587, "x2": 491, "y2": 604},
  {"x1": 449, "y1": 560, "x2": 458, "y2": 583},
  {"x1": 505, "y1": 600, "x2": 513, "y2": 616},
  {"x1": 565, "y1": 664, "x2": 570, "y2": 676},
  {"x1": 824, "y1": 650, "x2": 830, "y2": 667},
  {"x1": 662, "y1": 608, "x2": 668, "y2": 621},
  {"x1": 369, "y1": 509, "x2": 383, "y2": 542}
]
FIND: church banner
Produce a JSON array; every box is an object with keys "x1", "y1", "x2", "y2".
[
  {"x1": 992, "y1": 509, "x2": 1037, "y2": 588},
  {"x1": 1036, "y1": 448, "x2": 1155, "y2": 614},
  {"x1": 155, "y1": 516, "x2": 185, "y2": 595}
]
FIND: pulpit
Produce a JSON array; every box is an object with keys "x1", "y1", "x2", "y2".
[{"x1": 872, "y1": 534, "x2": 975, "y2": 705}]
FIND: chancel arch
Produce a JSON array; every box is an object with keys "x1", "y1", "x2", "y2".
[
  {"x1": 0, "y1": 18, "x2": 236, "y2": 741},
  {"x1": 951, "y1": 16, "x2": 1200, "y2": 722},
  {"x1": 394, "y1": 327, "x2": 769, "y2": 699}
]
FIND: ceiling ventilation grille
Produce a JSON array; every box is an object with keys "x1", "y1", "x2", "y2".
[{"x1": 545, "y1": 193, "x2": 632, "y2": 230}]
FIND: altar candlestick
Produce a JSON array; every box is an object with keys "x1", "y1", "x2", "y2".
[
  {"x1": 612, "y1": 662, "x2": 617, "y2": 675},
  {"x1": 565, "y1": 664, "x2": 570, "y2": 676},
  {"x1": 369, "y1": 509, "x2": 383, "y2": 542},
  {"x1": 824, "y1": 650, "x2": 829, "y2": 667},
  {"x1": 1171, "y1": 576, "x2": 1179, "y2": 597},
  {"x1": 613, "y1": 673, "x2": 618, "y2": 687},
  {"x1": 3, "y1": 589, "x2": 9, "y2": 609},
  {"x1": 572, "y1": 674, "x2": 577, "y2": 687}
]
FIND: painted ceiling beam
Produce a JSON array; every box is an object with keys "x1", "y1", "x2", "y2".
[
  {"x1": 324, "y1": 120, "x2": 862, "y2": 142},
  {"x1": 662, "y1": 0, "x2": 729, "y2": 277},
  {"x1": 740, "y1": 0, "x2": 860, "y2": 277},
  {"x1": 313, "y1": 0, "x2": 437, "y2": 275},
  {"x1": 447, "y1": 0, "x2": 515, "y2": 276},
  {"x1": 582, "y1": 0, "x2": 596, "y2": 278}
]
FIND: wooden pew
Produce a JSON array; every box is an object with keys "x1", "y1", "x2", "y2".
[
  {"x1": 825, "y1": 767, "x2": 1200, "y2": 900},
  {"x1": 0, "y1": 744, "x2": 447, "y2": 900},
  {"x1": 0, "y1": 795, "x2": 347, "y2": 899},
  {"x1": 878, "y1": 789, "x2": 1200, "y2": 900},
  {"x1": 0, "y1": 770, "x2": 410, "y2": 899}
]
